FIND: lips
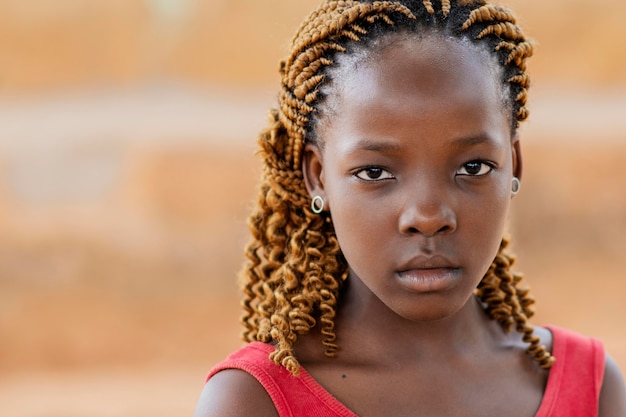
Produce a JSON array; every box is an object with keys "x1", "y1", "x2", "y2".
[
  {"x1": 395, "y1": 255, "x2": 461, "y2": 293},
  {"x1": 397, "y1": 254, "x2": 458, "y2": 271}
]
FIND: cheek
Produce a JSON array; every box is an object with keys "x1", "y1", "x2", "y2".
[
  {"x1": 325, "y1": 185, "x2": 390, "y2": 263},
  {"x1": 466, "y1": 184, "x2": 512, "y2": 236},
  {"x1": 465, "y1": 184, "x2": 512, "y2": 263},
  {"x1": 327, "y1": 190, "x2": 371, "y2": 242},
  {"x1": 331, "y1": 208, "x2": 391, "y2": 281}
]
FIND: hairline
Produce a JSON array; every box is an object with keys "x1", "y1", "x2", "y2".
[{"x1": 309, "y1": 30, "x2": 515, "y2": 150}]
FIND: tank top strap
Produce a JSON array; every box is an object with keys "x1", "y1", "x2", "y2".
[
  {"x1": 535, "y1": 325, "x2": 605, "y2": 417},
  {"x1": 207, "y1": 342, "x2": 357, "y2": 417}
]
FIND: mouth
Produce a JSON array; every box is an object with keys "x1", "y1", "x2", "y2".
[
  {"x1": 395, "y1": 256, "x2": 461, "y2": 293},
  {"x1": 395, "y1": 267, "x2": 461, "y2": 293}
]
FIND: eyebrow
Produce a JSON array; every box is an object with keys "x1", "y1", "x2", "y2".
[
  {"x1": 451, "y1": 134, "x2": 502, "y2": 149},
  {"x1": 341, "y1": 137, "x2": 404, "y2": 154},
  {"x1": 342, "y1": 134, "x2": 502, "y2": 155}
]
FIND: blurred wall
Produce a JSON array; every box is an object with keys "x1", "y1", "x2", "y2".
[
  {"x1": 0, "y1": 1, "x2": 625, "y2": 415},
  {"x1": 2, "y1": 0, "x2": 625, "y2": 91}
]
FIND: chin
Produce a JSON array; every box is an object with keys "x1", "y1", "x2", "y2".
[
  {"x1": 390, "y1": 297, "x2": 468, "y2": 323},
  {"x1": 401, "y1": 310, "x2": 458, "y2": 323}
]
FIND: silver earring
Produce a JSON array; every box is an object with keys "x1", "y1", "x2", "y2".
[
  {"x1": 311, "y1": 195, "x2": 324, "y2": 214},
  {"x1": 511, "y1": 177, "x2": 521, "y2": 195}
]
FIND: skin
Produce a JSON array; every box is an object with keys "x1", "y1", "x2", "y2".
[
  {"x1": 311, "y1": 34, "x2": 517, "y2": 325},
  {"x1": 195, "y1": 35, "x2": 626, "y2": 417}
]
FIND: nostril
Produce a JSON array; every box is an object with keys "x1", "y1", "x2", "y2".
[
  {"x1": 398, "y1": 200, "x2": 457, "y2": 237},
  {"x1": 402, "y1": 220, "x2": 454, "y2": 237}
]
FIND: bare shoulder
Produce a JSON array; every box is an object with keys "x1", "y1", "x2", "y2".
[
  {"x1": 599, "y1": 354, "x2": 626, "y2": 417},
  {"x1": 194, "y1": 369, "x2": 279, "y2": 417}
]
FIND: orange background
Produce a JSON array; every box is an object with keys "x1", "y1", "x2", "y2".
[{"x1": 0, "y1": 1, "x2": 625, "y2": 415}]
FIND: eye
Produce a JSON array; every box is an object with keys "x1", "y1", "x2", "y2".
[
  {"x1": 354, "y1": 166, "x2": 395, "y2": 181},
  {"x1": 456, "y1": 161, "x2": 494, "y2": 176}
]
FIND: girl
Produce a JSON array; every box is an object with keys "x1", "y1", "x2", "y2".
[{"x1": 195, "y1": 1, "x2": 626, "y2": 415}]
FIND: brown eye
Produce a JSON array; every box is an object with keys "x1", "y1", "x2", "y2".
[
  {"x1": 456, "y1": 161, "x2": 493, "y2": 176},
  {"x1": 354, "y1": 167, "x2": 395, "y2": 181}
]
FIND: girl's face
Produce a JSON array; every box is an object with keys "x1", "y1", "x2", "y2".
[{"x1": 303, "y1": 35, "x2": 522, "y2": 322}]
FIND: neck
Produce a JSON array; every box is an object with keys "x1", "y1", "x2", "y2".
[{"x1": 333, "y1": 275, "x2": 506, "y2": 364}]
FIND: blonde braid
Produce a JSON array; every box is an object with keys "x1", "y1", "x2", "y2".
[
  {"x1": 422, "y1": 0, "x2": 435, "y2": 14},
  {"x1": 441, "y1": 0, "x2": 451, "y2": 16},
  {"x1": 462, "y1": 3, "x2": 534, "y2": 125},
  {"x1": 281, "y1": 1, "x2": 416, "y2": 170}
]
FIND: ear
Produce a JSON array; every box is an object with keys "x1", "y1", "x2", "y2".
[
  {"x1": 511, "y1": 131, "x2": 523, "y2": 181},
  {"x1": 302, "y1": 142, "x2": 327, "y2": 209}
]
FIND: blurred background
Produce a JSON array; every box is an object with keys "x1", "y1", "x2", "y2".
[{"x1": 0, "y1": 0, "x2": 624, "y2": 415}]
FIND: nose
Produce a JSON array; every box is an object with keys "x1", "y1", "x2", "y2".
[{"x1": 398, "y1": 183, "x2": 457, "y2": 237}]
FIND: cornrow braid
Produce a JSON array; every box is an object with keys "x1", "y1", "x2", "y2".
[
  {"x1": 240, "y1": 0, "x2": 553, "y2": 375},
  {"x1": 462, "y1": 3, "x2": 534, "y2": 123},
  {"x1": 441, "y1": 0, "x2": 451, "y2": 16},
  {"x1": 422, "y1": 0, "x2": 435, "y2": 14},
  {"x1": 281, "y1": 1, "x2": 417, "y2": 171}
]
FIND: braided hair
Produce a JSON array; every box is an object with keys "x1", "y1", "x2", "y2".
[{"x1": 240, "y1": 0, "x2": 554, "y2": 375}]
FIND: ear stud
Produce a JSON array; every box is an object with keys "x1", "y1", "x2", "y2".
[
  {"x1": 311, "y1": 195, "x2": 325, "y2": 214},
  {"x1": 511, "y1": 177, "x2": 521, "y2": 195}
]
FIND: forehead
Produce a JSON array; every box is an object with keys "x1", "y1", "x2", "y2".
[
  {"x1": 318, "y1": 34, "x2": 511, "y2": 150},
  {"x1": 334, "y1": 34, "x2": 502, "y2": 111}
]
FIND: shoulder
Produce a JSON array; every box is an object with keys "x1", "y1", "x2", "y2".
[
  {"x1": 545, "y1": 325, "x2": 626, "y2": 415},
  {"x1": 194, "y1": 369, "x2": 279, "y2": 417},
  {"x1": 194, "y1": 342, "x2": 281, "y2": 417},
  {"x1": 599, "y1": 354, "x2": 626, "y2": 417}
]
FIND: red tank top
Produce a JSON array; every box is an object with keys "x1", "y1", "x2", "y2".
[{"x1": 206, "y1": 325, "x2": 605, "y2": 416}]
